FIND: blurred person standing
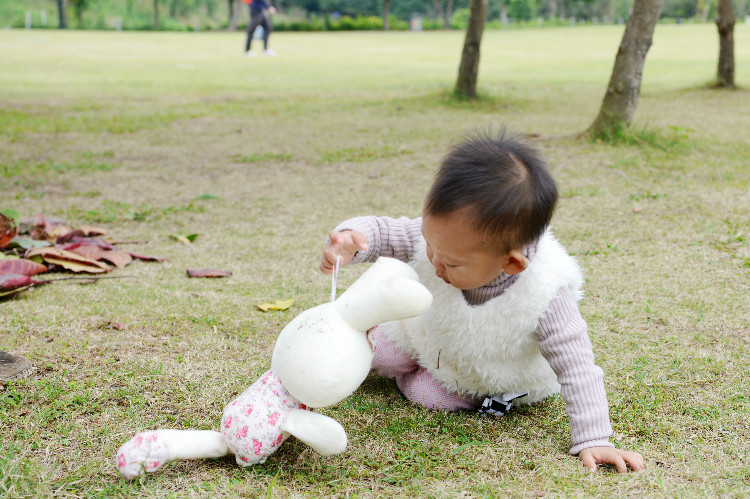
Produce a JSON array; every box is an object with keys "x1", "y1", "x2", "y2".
[{"x1": 244, "y1": 0, "x2": 276, "y2": 57}]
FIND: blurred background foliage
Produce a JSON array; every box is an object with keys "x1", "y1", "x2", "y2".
[{"x1": 3, "y1": 0, "x2": 748, "y2": 32}]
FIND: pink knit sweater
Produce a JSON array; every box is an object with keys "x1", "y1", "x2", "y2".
[{"x1": 336, "y1": 215, "x2": 614, "y2": 455}]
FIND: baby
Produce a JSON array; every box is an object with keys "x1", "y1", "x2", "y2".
[{"x1": 320, "y1": 129, "x2": 644, "y2": 473}]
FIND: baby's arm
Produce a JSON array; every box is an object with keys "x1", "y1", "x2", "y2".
[
  {"x1": 320, "y1": 216, "x2": 423, "y2": 273},
  {"x1": 537, "y1": 287, "x2": 644, "y2": 472}
]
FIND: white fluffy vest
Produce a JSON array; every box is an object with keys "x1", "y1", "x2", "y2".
[{"x1": 377, "y1": 230, "x2": 583, "y2": 404}]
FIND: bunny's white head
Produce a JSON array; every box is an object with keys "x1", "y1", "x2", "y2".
[{"x1": 271, "y1": 258, "x2": 432, "y2": 408}]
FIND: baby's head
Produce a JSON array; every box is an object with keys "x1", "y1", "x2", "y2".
[{"x1": 422, "y1": 129, "x2": 558, "y2": 290}]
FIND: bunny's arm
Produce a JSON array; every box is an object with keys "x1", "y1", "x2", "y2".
[{"x1": 281, "y1": 409, "x2": 348, "y2": 456}]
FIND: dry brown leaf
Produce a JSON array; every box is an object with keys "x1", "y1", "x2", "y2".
[
  {"x1": 186, "y1": 268, "x2": 232, "y2": 278},
  {"x1": 47, "y1": 224, "x2": 74, "y2": 240},
  {"x1": 100, "y1": 250, "x2": 133, "y2": 269},
  {"x1": 0, "y1": 259, "x2": 48, "y2": 276},
  {"x1": 0, "y1": 213, "x2": 17, "y2": 249},
  {"x1": 25, "y1": 247, "x2": 110, "y2": 273},
  {"x1": 78, "y1": 225, "x2": 108, "y2": 236},
  {"x1": 69, "y1": 245, "x2": 105, "y2": 260}
]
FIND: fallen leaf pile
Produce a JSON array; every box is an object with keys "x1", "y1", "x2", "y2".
[
  {"x1": 0, "y1": 212, "x2": 162, "y2": 299},
  {"x1": 2, "y1": 211, "x2": 293, "y2": 312}
]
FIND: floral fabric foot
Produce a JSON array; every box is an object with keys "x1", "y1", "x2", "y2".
[{"x1": 116, "y1": 431, "x2": 171, "y2": 480}]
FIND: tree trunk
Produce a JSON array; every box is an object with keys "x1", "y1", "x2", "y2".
[
  {"x1": 697, "y1": 0, "x2": 710, "y2": 22},
  {"x1": 716, "y1": 0, "x2": 735, "y2": 88},
  {"x1": 76, "y1": 10, "x2": 83, "y2": 28},
  {"x1": 454, "y1": 0, "x2": 488, "y2": 98},
  {"x1": 444, "y1": 0, "x2": 453, "y2": 28},
  {"x1": 383, "y1": 0, "x2": 390, "y2": 30},
  {"x1": 585, "y1": 0, "x2": 664, "y2": 139},
  {"x1": 153, "y1": 0, "x2": 159, "y2": 29},
  {"x1": 433, "y1": 0, "x2": 443, "y2": 22},
  {"x1": 57, "y1": 0, "x2": 67, "y2": 29},
  {"x1": 547, "y1": 0, "x2": 556, "y2": 20},
  {"x1": 228, "y1": 0, "x2": 239, "y2": 31},
  {"x1": 602, "y1": 0, "x2": 615, "y2": 24}
]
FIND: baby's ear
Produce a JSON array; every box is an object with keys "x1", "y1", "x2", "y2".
[{"x1": 503, "y1": 249, "x2": 529, "y2": 275}]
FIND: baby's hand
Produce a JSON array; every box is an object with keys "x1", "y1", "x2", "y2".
[
  {"x1": 579, "y1": 446, "x2": 644, "y2": 473},
  {"x1": 320, "y1": 230, "x2": 368, "y2": 274}
]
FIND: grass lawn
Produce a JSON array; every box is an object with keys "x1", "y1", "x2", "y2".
[{"x1": 1, "y1": 23, "x2": 749, "y2": 498}]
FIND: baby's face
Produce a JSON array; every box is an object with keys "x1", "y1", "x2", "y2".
[{"x1": 422, "y1": 208, "x2": 516, "y2": 290}]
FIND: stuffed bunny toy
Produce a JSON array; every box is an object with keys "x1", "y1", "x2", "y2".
[{"x1": 116, "y1": 257, "x2": 433, "y2": 480}]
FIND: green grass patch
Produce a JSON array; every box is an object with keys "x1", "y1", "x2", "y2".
[
  {"x1": 0, "y1": 106, "x2": 187, "y2": 140},
  {"x1": 233, "y1": 152, "x2": 293, "y2": 163},
  {"x1": 588, "y1": 121, "x2": 697, "y2": 151},
  {"x1": 1, "y1": 158, "x2": 117, "y2": 178}
]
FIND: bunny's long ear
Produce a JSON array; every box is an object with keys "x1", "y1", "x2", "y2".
[{"x1": 334, "y1": 258, "x2": 432, "y2": 332}]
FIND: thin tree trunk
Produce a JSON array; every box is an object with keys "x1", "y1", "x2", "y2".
[
  {"x1": 454, "y1": 0, "x2": 488, "y2": 98},
  {"x1": 585, "y1": 0, "x2": 664, "y2": 139},
  {"x1": 228, "y1": 0, "x2": 239, "y2": 31},
  {"x1": 433, "y1": 0, "x2": 443, "y2": 23},
  {"x1": 716, "y1": 0, "x2": 735, "y2": 87},
  {"x1": 153, "y1": 0, "x2": 159, "y2": 29},
  {"x1": 57, "y1": 0, "x2": 67, "y2": 29},
  {"x1": 383, "y1": 0, "x2": 390, "y2": 30},
  {"x1": 444, "y1": 0, "x2": 453, "y2": 28},
  {"x1": 698, "y1": 0, "x2": 710, "y2": 22},
  {"x1": 602, "y1": 0, "x2": 615, "y2": 24},
  {"x1": 75, "y1": 4, "x2": 83, "y2": 28}
]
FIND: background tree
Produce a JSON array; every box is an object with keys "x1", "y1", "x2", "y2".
[
  {"x1": 69, "y1": 0, "x2": 89, "y2": 28},
  {"x1": 599, "y1": 0, "x2": 615, "y2": 23},
  {"x1": 228, "y1": 0, "x2": 240, "y2": 31},
  {"x1": 443, "y1": 0, "x2": 454, "y2": 27},
  {"x1": 433, "y1": 0, "x2": 455, "y2": 28},
  {"x1": 153, "y1": 0, "x2": 160, "y2": 29},
  {"x1": 696, "y1": 0, "x2": 712, "y2": 21},
  {"x1": 584, "y1": 0, "x2": 664, "y2": 139},
  {"x1": 383, "y1": 0, "x2": 391, "y2": 29},
  {"x1": 716, "y1": 0, "x2": 735, "y2": 87},
  {"x1": 57, "y1": 0, "x2": 67, "y2": 29},
  {"x1": 454, "y1": 0, "x2": 488, "y2": 98}
]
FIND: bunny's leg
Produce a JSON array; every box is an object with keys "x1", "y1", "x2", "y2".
[
  {"x1": 280, "y1": 409, "x2": 348, "y2": 456},
  {"x1": 116, "y1": 429, "x2": 230, "y2": 480}
]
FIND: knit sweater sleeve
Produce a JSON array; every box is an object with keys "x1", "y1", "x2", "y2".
[
  {"x1": 536, "y1": 286, "x2": 614, "y2": 455},
  {"x1": 333, "y1": 215, "x2": 423, "y2": 264}
]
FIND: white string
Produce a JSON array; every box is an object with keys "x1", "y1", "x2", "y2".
[{"x1": 330, "y1": 255, "x2": 340, "y2": 302}]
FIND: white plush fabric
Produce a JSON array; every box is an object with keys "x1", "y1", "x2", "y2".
[{"x1": 378, "y1": 231, "x2": 583, "y2": 403}]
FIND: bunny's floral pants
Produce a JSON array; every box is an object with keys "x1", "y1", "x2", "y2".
[{"x1": 221, "y1": 369, "x2": 310, "y2": 465}]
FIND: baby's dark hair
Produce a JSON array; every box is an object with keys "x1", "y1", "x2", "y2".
[{"x1": 424, "y1": 128, "x2": 558, "y2": 254}]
